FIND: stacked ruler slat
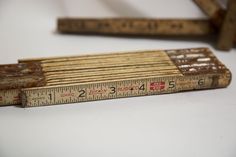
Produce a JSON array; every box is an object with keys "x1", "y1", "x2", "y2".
[{"x1": 30, "y1": 51, "x2": 181, "y2": 86}]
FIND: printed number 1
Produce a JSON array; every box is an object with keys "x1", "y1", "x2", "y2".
[{"x1": 49, "y1": 93, "x2": 52, "y2": 101}]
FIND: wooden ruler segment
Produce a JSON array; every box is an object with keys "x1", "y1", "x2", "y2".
[
  {"x1": 193, "y1": 0, "x2": 225, "y2": 27},
  {"x1": 217, "y1": 0, "x2": 236, "y2": 50},
  {"x1": 0, "y1": 48, "x2": 232, "y2": 107},
  {"x1": 21, "y1": 73, "x2": 230, "y2": 107},
  {"x1": 57, "y1": 18, "x2": 215, "y2": 36},
  {"x1": 18, "y1": 76, "x2": 212, "y2": 107},
  {"x1": 193, "y1": 0, "x2": 236, "y2": 45}
]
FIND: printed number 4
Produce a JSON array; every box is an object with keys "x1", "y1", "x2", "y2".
[{"x1": 139, "y1": 84, "x2": 145, "y2": 90}]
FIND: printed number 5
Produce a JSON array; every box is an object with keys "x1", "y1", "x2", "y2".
[{"x1": 169, "y1": 81, "x2": 175, "y2": 88}]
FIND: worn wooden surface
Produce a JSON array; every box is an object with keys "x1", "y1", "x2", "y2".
[
  {"x1": 166, "y1": 48, "x2": 231, "y2": 88},
  {"x1": 217, "y1": 0, "x2": 236, "y2": 50},
  {"x1": 57, "y1": 18, "x2": 215, "y2": 36},
  {"x1": 193, "y1": 0, "x2": 236, "y2": 44},
  {"x1": 0, "y1": 63, "x2": 45, "y2": 90},
  {"x1": 193, "y1": 0, "x2": 225, "y2": 26}
]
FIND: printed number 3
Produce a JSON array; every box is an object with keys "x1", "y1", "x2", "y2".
[{"x1": 110, "y1": 87, "x2": 116, "y2": 94}]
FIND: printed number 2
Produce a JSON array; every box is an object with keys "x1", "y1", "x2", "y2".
[{"x1": 79, "y1": 90, "x2": 86, "y2": 97}]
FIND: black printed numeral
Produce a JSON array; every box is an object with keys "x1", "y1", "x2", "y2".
[
  {"x1": 198, "y1": 79, "x2": 205, "y2": 86},
  {"x1": 110, "y1": 87, "x2": 116, "y2": 94},
  {"x1": 79, "y1": 90, "x2": 86, "y2": 97},
  {"x1": 139, "y1": 84, "x2": 145, "y2": 91},
  {"x1": 168, "y1": 81, "x2": 176, "y2": 89}
]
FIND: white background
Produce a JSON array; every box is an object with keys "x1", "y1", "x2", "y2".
[{"x1": 0, "y1": 0, "x2": 235, "y2": 157}]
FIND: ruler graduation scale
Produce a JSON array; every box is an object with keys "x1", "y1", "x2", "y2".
[{"x1": 0, "y1": 48, "x2": 232, "y2": 107}]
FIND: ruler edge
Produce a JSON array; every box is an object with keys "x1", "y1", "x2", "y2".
[{"x1": 20, "y1": 72, "x2": 231, "y2": 107}]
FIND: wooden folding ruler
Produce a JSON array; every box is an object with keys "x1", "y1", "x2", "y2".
[
  {"x1": 194, "y1": 0, "x2": 236, "y2": 50},
  {"x1": 0, "y1": 48, "x2": 231, "y2": 107},
  {"x1": 57, "y1": 0, "x2": 236, "y2": 51}
]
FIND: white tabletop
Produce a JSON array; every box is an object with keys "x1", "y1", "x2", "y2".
[{"x1": 0, "y1": 0, "x2": 235, "y2": 157}]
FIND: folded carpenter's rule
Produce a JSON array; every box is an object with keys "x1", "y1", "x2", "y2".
[{"x1": 0, "y1": 48, "x2": 232, "y2": 107}]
